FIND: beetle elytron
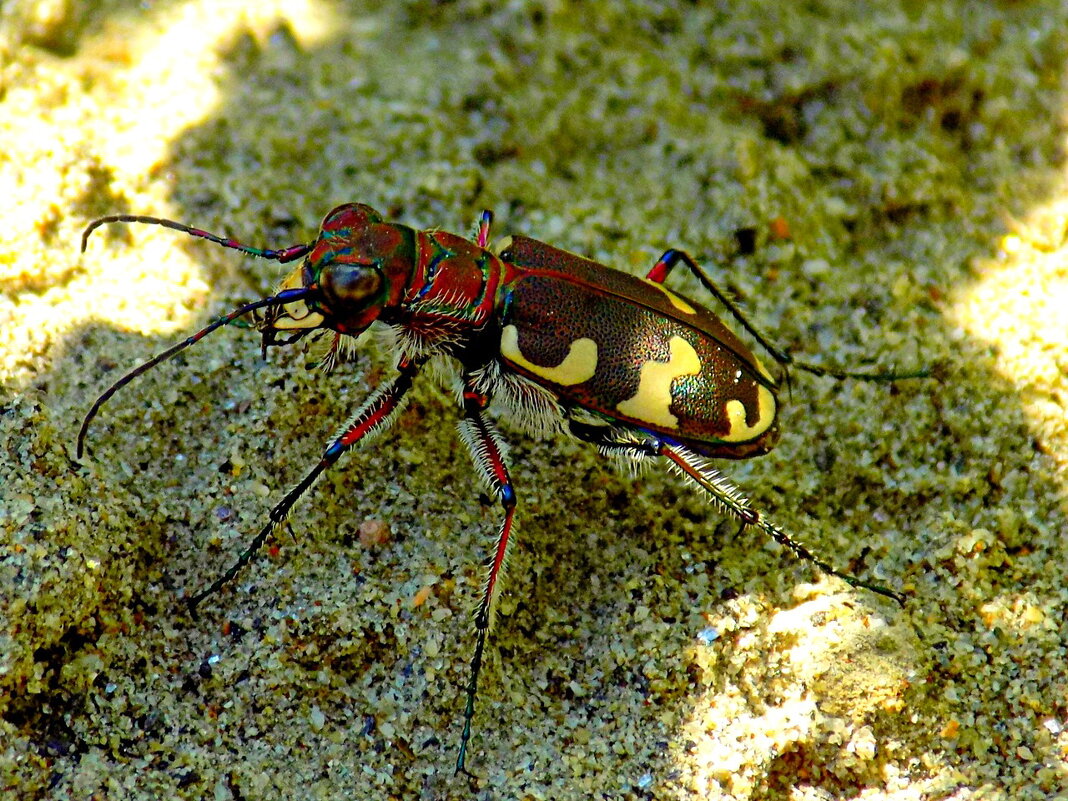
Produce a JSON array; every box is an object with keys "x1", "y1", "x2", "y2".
[{"x1": 77, "y1": 203, "x2": 926, "y2": 774}]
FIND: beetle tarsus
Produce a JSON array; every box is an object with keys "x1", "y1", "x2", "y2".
[
  {"x1": 186, "y1": 517, "x2": 277, "y2": 611},
  {"x1": 456, "y1": 618, "x2": 489, "y2": 776},
  {"x1": 754, "y1": 514, "x2": 906, "y2": 606}
]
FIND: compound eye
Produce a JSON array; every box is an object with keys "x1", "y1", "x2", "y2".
[{"x1": 320, "y1": 263, "x2": 383, "y2": 309}]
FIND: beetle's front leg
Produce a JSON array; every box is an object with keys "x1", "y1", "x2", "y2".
[
  {"x1": 454, "y1": 375, "x2": 518, "y2": 775},
  {"x1": 187, "y1": 357, "x2": 422, "y2": 612}
]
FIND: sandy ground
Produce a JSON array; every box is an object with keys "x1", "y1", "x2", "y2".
[{"x1": 2, "y1": 1, "x2": 1067, "y2": 799}]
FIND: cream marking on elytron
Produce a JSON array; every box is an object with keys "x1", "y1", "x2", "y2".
[
  {"x1": 750, "y1": 353, "x2": 774, "y2": 382},
  {"x1": 643, "y1": 278, "x2": 697, "y2": 314},
  {"x1": 616, "y1": 335, "x2": 700, "y2": 427},
  {"x1": 722, "y1": 386, "x2": 776, "y2": 442},
  {"x1": 500, "y1": 324, "x2": 598, "y2": 386}
]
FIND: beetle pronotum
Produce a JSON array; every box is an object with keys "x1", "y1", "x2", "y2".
[{"x1": 77, "y1": 204, "x2": 927, "y2": 773}]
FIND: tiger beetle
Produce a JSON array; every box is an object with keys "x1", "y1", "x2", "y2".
[{"x1": 77, "y1": 203, "x2": 928, "y2": 775}]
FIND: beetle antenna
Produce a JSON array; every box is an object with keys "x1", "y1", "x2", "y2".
[
  {"x1": 76, "y1": 288, "x2": 313, "y2": 459},
  {"x1": 82, "y1": 215, "x2": 314, "y2": 263}
]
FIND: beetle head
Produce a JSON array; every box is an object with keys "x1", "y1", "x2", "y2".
[{"x1": 259, "y1": 203, "x2": 412, "y2": 348}]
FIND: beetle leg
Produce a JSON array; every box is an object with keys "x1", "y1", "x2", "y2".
[
  {"x1": 473, "y1": 210, "x2": 494, "y2": 249},
  {"x1": 186, "y1": 357, "x2": 422, "y2": 612},
  {"x1": 656, "y1": 438, "x2": 905, "y2": 606},
  {"x1": 568, "y1": 419, "x2": 903, "y2": 603},
  {"x1": 648, "y1": 249, "x2": 928, "y2": 383},
  {"x1": 568, "y1": 419, "x2": 659, "y2": 461},
  {"x1": 648, "y1": 248, "x2": 795, "y2": 366},
  {"x1": 454, "y1": 377, "x2": 517, "y2": 775}
]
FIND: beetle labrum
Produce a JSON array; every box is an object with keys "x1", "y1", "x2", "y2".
[{"x1": 77, "y1": 203, "x2": 927, "y2": 774}]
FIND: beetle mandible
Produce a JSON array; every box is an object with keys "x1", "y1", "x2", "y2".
[{"x1": 77, "y1": 203, "x2": 928, "y2": 774}]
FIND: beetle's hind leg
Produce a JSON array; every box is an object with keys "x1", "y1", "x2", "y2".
[
  {"x1": 655, "y1": 438, "x2": 905, "y2": 606},
  {"x1": 646, "y1": 249, "x2": 929, "y2": 383},
  {"x1": 454, "y1": 376, "x2": 519, "y2": 775},
  {"x1": 568, "y1": 419, "x2": 660, "y2": 465},
  {"x1": 571, "y1": 419, "x2": 905, "y2": 606}
]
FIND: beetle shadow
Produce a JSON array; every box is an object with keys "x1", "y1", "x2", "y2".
[{"x1": 14, "y1": 1, "x2": 1068, "y2": 798}]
